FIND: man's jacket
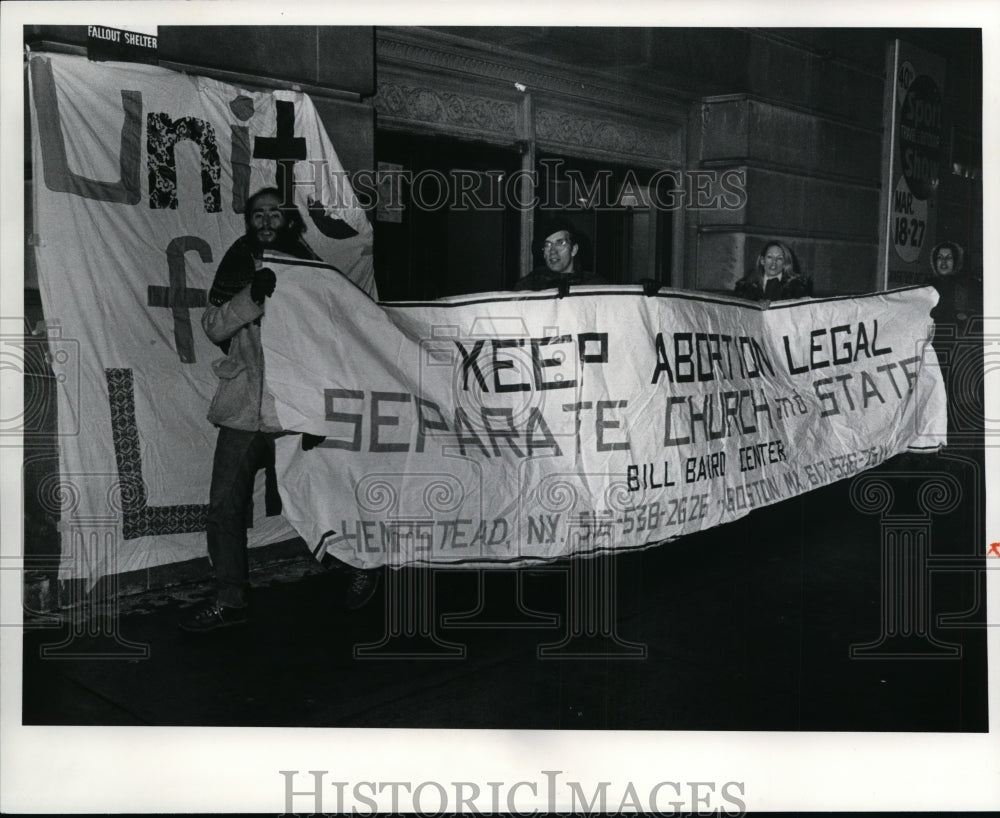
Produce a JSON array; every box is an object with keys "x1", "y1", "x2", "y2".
[
  {"x1": 202, "y1": 236, "x2": 316, "y2": 431},
  {"x1": 513, "y1": 266, "x2": 609, "y2": 291}
]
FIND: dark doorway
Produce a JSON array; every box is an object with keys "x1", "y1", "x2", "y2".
[
  {"x1": 535, "y1": 154, "x2": 673, "y2": 286},
  {"x1": 374, "y1": 132, "x2": 522, "y2": 301}
]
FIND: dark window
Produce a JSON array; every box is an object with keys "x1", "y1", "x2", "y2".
[{"x1": 374, "y1": 132, "x2": 521, "y2": 300}]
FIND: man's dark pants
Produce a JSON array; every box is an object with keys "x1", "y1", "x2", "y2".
[{"x1": 207, "y1": 426, "x2": 276, "y2": 607}]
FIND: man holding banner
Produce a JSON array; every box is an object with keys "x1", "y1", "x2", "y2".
[
  {"x1": 514, "y1": 218, "x2": 609, "y2": 293},
  {"x1": 178, "y1": 188, "x2": 378, "y2": 633}
]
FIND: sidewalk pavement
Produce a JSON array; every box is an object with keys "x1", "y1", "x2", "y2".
[{"x1": 19, "y1": 453, "x2": 989, "y2": 731}]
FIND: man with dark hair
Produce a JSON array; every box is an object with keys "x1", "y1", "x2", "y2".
[
  {"x1": 514, "y1": 218, "x2": 608, "y2": 293},
  {"x1": 205, "y1": 187, "x2": 318, "y2": 352},
  {"x1": 179, "y1": 188, "x2": 379, "y2": 633}
]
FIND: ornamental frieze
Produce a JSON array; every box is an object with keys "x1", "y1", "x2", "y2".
[
  {"x1": 376, "y1": 82, "x2": 517, "y2": 137},
  {"x1": 536, "y1": 109, "x2": 674, "y2": 162},
  {"x1": 376, "y1": 32, "x2": 680, "y2": 117}
]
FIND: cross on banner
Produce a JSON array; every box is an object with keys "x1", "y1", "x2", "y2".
[
  {"x1": 253, "y1": 99, "x2": 307, "y2": 198},
  {"x1": 147, "y1": 236, "x2": 211, "y2": 364}
]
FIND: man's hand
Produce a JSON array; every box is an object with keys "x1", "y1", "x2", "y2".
[
  {"x1": 250, "y1": 267, "x2": 276, "y2": 304},
  {"x1": 641, "y1": 278, "x2": 662, "y2": 297},
  {"x1": 301, "y1": 433, "x2": 326, "y2": 451}
]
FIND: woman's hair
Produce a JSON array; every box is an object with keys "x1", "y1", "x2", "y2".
[
  {"x1": 754, "y1": 241, "x2": 797, "y2": 281},
  {"x1": 930, "y1": 241, "x2": 964, "y2": 274}
]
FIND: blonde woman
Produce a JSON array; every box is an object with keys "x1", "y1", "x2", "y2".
[{"x1": 734, "y1": 240, "x2": 810, "y2": 302}]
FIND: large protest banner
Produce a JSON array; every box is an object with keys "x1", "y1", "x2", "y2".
[
  {"x1": 27, "y1": 52, "x2": 374, "y2": 585},
  {"x1": 264, "y1": 261, "x2": 947, "y2": 569},
  {"x1": 26, "y1": 49, "x2": 947, "y2": 585}
]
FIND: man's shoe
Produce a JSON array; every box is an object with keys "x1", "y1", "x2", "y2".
[
  {"x1": 178, "y1": 601, "x2": 248, "y2": 633},
  {"x1": 343, "y1": 568, "x2": 380, "y2": 610}
]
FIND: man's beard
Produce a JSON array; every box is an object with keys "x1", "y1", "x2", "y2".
[{"x1": 252, "y1": 225, "x2": 297, "y2": 252}]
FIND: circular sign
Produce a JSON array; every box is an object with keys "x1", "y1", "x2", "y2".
[
  {"x1": 891, "y1": 176, "x2": 928, "y2": 264},
  {"x1": 897, "y1": 60, "x2": 915, "y2": 100},
  {"x1": 898, "y1": 74, "x2": 943, "y2": 200}
]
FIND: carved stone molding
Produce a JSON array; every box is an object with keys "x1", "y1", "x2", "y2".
[
  {"x1": 535, "y1": 109, "x2": 676, "y2": 163},
  {"x1": 375, "y1": 81, "x2": 518, "y2": 138},
  {"x1": 374, "y1": 29, "x2": 687, "y2": 164},
  {"x1": 376, "y1": 29, "x2": 689, "y2": 121}
]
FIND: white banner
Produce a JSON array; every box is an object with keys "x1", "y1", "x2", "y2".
[
  {"x1": 28, "y1": 52, "x2": 374, "y2": 584},
  {"x1": 263, "y1": 261, "x2": 947, "y2": 569}
]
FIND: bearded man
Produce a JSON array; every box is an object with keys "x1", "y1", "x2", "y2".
[{"x1": 179, "y1": 188, "x2": 379, "y2": 633}]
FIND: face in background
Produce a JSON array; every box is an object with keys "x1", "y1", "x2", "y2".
[
  {"x1": 542, "y1": 229, "x2": 578, "y2": 274},
  {"x1": 761, "y1": 244, "x2": 786, "y2": 278},
  {"x1": 934, "y1": 247, "x2": 956, "y2": 276},
  {"x1": 248, "y1": 191, "x2": 287, "y2": 249}
]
